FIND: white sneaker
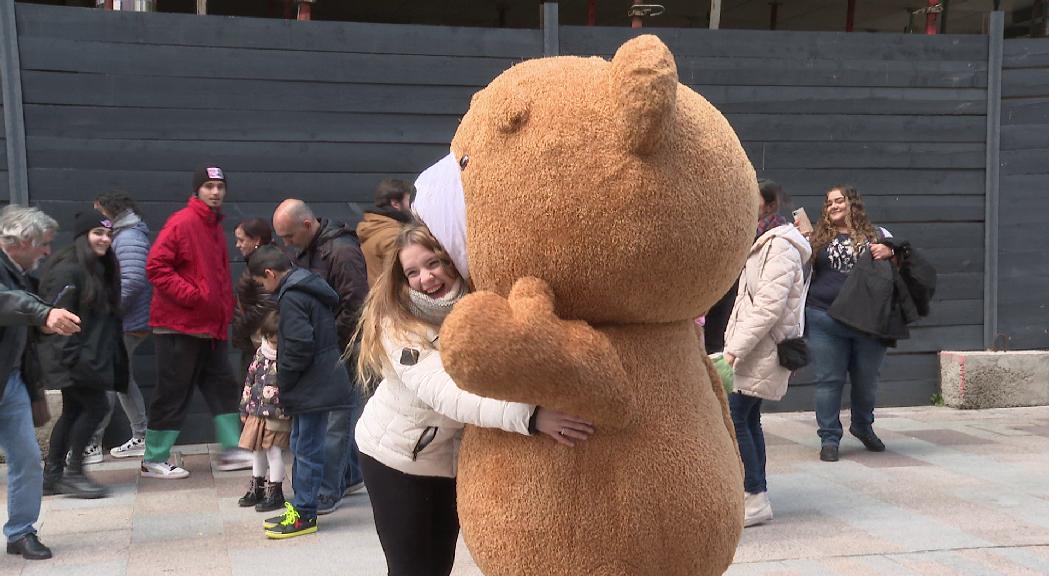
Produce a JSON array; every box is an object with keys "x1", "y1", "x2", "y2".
[
  {"x1": 744, "y1": 491, "x2": 773, "y2": 527},
  {"x1": 110, "y1": 437, "x2": 146, "y2": 459},
  {"x1": 69, "y1": 444, "x2": 104, "y2": 466},
  {"x1": 344, "y1": 481, "x2": 366, "y2": 496},
  {"x1": 215, "y1": 448, "x2": 253, "y2": 472},
  {"x1": 141, "y1": 460, "x2": 190, "y2": 479}
]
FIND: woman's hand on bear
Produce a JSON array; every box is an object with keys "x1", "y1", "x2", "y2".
[{"x1": 534, "y1": 407, "x2": 595, "y2": 447}]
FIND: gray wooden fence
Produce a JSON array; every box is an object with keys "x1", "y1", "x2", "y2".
[
  {"x1": 999, "y1": 38, "x2": 1049, "y2": 350},
  {"x1": 0, "y1": 2, "x2": 1045, "y2": 440}
]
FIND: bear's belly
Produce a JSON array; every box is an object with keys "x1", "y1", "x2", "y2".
[{"x1": 457, "y1": 337, "x2": 743, "y2": 576}]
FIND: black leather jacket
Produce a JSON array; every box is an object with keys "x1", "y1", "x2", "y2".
[{"x1": 0, "y1": 251, "x2": 51, "y2": 403}]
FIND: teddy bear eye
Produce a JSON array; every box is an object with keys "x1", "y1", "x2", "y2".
[{"x1": 459, "y1": 155, "x2": 470, "y2": 171}]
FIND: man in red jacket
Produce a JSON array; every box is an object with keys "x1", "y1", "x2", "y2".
[{"x1": 140, "y1": 166, "x2": 250, "y2": 479}]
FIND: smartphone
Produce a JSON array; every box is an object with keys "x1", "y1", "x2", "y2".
[
  {"x1": 792, "y1": 207, "x2": 813, "y2": 235},
  {"x1": 51, "y1": 284, "x2": 74, "y2": 306}
]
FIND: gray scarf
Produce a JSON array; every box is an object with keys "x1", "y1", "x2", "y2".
[{"x1": 408, "y1": 280, "x2": 468, "y2": 326}]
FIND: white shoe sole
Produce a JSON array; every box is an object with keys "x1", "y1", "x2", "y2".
[
  {"x1": 744, "y1": 509, "x2": 773, "y2": 527},
  {"x1": 140, "y1": 469, "x2": 189, "y2": 480},
  {"x1": 110, "y1": 449, "x2": 145, "y2": 459},
  {"x1": 82, "y1": 455, "x2": 104, "y2": 466}
]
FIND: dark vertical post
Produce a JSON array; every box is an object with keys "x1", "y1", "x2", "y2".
[
  {"x1": 984, "y1": 11, "x2": 1004, "y2": 349},
  {"x1": 769, "y1": 1, "x2": 779, "y2": 30},
  {"x1": 587, "y1": 0, "x2": 596, "y2": 25},
  {"x1": 542, "y1": 2, "x2": 558, "y2": 56},
  {"x1": 0, "y1": 0, "x2": 28, "y2": 205},
  {"x1": 939, "y1": 0, "x2": 950, "y2": 34},
  {"x1": 846, "y1": 0, "x2": 855, "y2": 31}
]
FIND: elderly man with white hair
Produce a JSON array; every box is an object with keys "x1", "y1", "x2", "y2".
[{"x1": 0, "y1": 205, "x2": 81, "y2": 560}]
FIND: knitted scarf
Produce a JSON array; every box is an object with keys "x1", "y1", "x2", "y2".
[
  {"x1": 408, "y1": 280, "x2": 468, "y2": 326},
  {"x1": 259, "y1": 338, "x2": 277, "y2": 361}
]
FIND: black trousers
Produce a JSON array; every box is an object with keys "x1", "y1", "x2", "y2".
[
  {"x1": 148, "y1": 333, "x2": 239, "y2": 430},
  {"x1": 48, "y1": 387, "x2": 109, "y2": 469},
  {"x1": 360, "y1": 453, "x2": 460, "y2": 576}
]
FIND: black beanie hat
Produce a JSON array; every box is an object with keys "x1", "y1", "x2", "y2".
[
  {"x1": 74, "y1": 210, "x2": 113, "y2": 239},
  {"x1": 192, "y1": 165, "x2": 226, "y2": 195}
]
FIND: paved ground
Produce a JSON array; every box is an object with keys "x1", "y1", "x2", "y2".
[{"x1": 3, "y1": 405, "x2": 1049, "y2": 575}]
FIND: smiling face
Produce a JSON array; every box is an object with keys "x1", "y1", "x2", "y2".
[
  {"x1": 825, "y1": 189, "x2": 849, "y2": 226},
  {"x1": 87, "y1": 227, "x2": 113, "y2": 257},
  {"x1": 399, "y1": 242, "x2": 459, "y2": 299}
]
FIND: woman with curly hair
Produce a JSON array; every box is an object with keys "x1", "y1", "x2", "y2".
[
  {"x1": 232, "y1": 218, "x2": 274, "y2": 379},
  {"x1": 804, "y1": 185, "x2": 894, "y2": 463}
]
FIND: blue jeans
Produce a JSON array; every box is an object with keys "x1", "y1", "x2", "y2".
[
  {"x1": 0, "y1": 372, "x2": 43, "y2": 543},
  {"x1": 318, "y1": 386, "x2": 364, "y2": 502},
  {"x1": 290, "y1": 411, "x2": 328, "y2": 519},
  {"x1": 806, "y1": 308, "x2": 888, "y2": 446},
  {"x1": 729, "y1": 392, "x2": 766, "y2": 494}
]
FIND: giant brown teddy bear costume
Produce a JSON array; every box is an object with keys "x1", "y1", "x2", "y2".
[{"x1": 438, "y1": 35, "x2": 757, "y2": 575}]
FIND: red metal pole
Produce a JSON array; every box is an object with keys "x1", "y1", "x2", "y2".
[
  {"x1": 587, "y1": 0, "x2": 596, "y2": 25},
  {"x1": 925, "y1": 0, "x2": 938, "y2": 34},
  {"x1": 297, "y1": 2, "x2": 312, "y2": 21},
  {"x1": 103, "y1": 0, "x2": 114, "y2": 9},
  {"x1": 631, "y1": 0, "x2": 642, "y2": 28},
  {"x1": 846, "y1": 0, "x2": 856, "y2": 31}
]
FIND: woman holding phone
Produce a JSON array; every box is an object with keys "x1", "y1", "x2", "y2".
[{"x1": 39, "y1": 210, "x2": 128, "y2": 499}]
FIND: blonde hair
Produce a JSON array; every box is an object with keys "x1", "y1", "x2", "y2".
[
  {"x1": 349, "y1": 220, "x2": 461, "y2": 389},
  {"x1": 810, "y1": 185, "x2": 878, "y2": 261}
]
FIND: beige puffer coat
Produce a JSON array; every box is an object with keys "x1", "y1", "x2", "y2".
[
  {"x1": 724, "y1": 224, "x2": 811, "y2": 401},
  {"x1": 355, "y1": 328, "x2": 534, "y2": 478}
]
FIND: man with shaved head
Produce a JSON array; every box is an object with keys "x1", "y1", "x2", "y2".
[{"x1": 272, "y1": 199, "x2": 368, "y2": 514}]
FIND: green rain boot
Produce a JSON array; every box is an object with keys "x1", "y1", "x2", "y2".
[{"x1": 141, "y1": 429, "x2": 189, "y2": 479}]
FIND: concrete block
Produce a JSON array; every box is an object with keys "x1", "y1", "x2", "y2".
[{"x1": 940, "y1": 351, "x2": 1049, "y2": 409}]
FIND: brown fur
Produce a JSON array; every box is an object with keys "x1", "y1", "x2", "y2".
[{"x1": 439, "y1": 35, "x2": 757, "y2": 575}]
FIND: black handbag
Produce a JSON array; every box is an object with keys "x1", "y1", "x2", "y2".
[{"x1": 776, "y1": 337, "x2": 809, "y2": 371}]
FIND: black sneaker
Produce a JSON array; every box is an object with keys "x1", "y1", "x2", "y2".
[
  {"x1": 849, "y1": 426, "x2": 886, "y2": 452},
  {"x1": 264, "y1": 503, "x2": 317, "y2": 539},
  {"x1": 819, "y1": 444, "x2": 839, "y2": 462}
]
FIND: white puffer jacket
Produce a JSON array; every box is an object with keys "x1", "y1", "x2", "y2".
[
  {"x1": 724, "y1": 224, "x2": 811, "y2": 401},
  {"x1": 355, "y1": 329, "x2": 534, "y2": 478}
]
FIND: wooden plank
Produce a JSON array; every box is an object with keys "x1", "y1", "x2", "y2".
[
  {"x1": 894, "y1": 324, "x2": 983, "y2": 353},
  {"x1": 728, "y1": 114, "x2": 986, "y2": 143},
  {"x1": 935, "y1": 273, "x2": 983, "y2": 300},
  {"x1": 1000, "y1": 124, "x2": 1049, "y2": 150},
  {"x1": 24, "y1": 105, "x2": 460, "y2": 144},
  {"x1": 1003, "y1": 38, "x2": 1049, "y2": 69},
  {"x1": 791, "y1": 353, "x2": 940, "y2": 387},
  {"x1": 787, "y1": 194, "x2": 985, "y2": 223},
  {"x1": 15, "y1": 3, "x2": 543, "y2": 58},
  {"x1": 673, "y1": 55, "x2": 986, "y2": 89},
  {"x1": 25, "y1": 137, "x2": 449, "y2": 173},
  {"x1": 1000, "y1": 148, "x2": 1049, "y2": 176},
  {"x1": 19, "y1": 37, "x2": 517, "y2": 87},
  {"x1": 1001, "y1": 68, "x2": 1049, "y2": 98},
  {"x1": 772, "y1": 376, "x2": 938, "y2": 414},
  {"x1": 1001, "y1": 97, "x2": 1049, "y2": 125},
  {"x1": 746, "y1": 142, "x2": 985, "y2": 170},
  {"x1": 28, "y1": 168, "x2": 415, "y2": 203},
  {"x1": 20, "y1": 71, "x2": 478, "y2": 115},
  {"x1": 688, "y1": 85, "x2": 987, "y2": 116},
  {"x1": 756, "y1": 168, "x2": 984, "y2": 197},
  {"x1": 559, "y1": 26, "x2": 989, "y2": 62}
]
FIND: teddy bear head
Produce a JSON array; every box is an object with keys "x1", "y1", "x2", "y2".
[{"x1": 448, "y1": 35, "x2": 756, "y2": 324}]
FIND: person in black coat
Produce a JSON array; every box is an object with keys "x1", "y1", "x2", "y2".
[
  {"x1": 248, "y1": 245, "x2": 352, "y2": 539},
  {"x1": 38, "y1": 211, "x2": 128, "y2": 499}
]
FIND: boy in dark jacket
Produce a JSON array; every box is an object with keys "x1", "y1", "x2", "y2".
[{"x1": 248, "y1": 245, "x2": 353, "y2": 539}]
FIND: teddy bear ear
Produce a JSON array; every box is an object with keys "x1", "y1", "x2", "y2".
[
  {"x1": 609, "y1": 34, "x2": 678, "y2": 156},
  {"x1": 495, "y1": 91, "x2": 531, "y2": 134}
]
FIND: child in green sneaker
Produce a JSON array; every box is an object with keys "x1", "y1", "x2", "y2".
[
  {"x1": 248, "y1": 245, "x2": 353, "y2": 539},
  {"x1": 236, "y1": 308, "x2": 290, "y2": 513}
]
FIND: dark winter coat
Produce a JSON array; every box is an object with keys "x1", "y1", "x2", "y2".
[
  {"x1": 275, "y1": 268, "x2": 353, "y2": 416},
  {"x1": 0, "y1": 251, "x2": 51, "y2": 403},
  {"x1": 147, "y1": 196, "x2": 234, "y2": 339},
  {"x1": 292, "y1": 219, "x2": 368, "y2": 349},
  {"x1": 112, "y1": 211, "x2": 152, "y2": 333},
  {"x1": 36, "y1": 252, "x2": 128, "y2": 393}
]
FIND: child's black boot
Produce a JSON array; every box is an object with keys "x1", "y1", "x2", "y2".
[
  {"x1": 238, "y1": 476, "x2": 264, "y2": 507},
  {"x1": 256, "y1": 480, "x2": 286, "y2": 512}
]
